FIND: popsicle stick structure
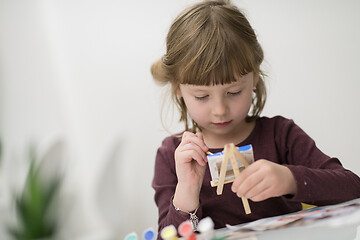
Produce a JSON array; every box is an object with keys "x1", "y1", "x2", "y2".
[{"x1": 217, "y1": 143, "x2": 251, "y2": 214}]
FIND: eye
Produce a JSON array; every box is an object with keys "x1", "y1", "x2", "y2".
[
  {"x1": 227, "y1": 90, "x2": 242, "y2": 96},
  {"x1": 195, "y1": 95, "x2": 209, "y2": 101}
]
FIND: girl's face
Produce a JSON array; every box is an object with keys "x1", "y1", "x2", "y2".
[{"x1": 178, "y1": 72, "x2": 256, "y2": 146}]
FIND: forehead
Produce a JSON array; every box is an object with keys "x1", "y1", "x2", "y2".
[{"x1": 181, "y1": 72, "x2": 253, "y2": 89}]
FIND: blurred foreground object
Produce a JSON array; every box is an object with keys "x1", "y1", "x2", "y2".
[{"x1": 8, "y1": 147, "x2": 61, "y2": 240}]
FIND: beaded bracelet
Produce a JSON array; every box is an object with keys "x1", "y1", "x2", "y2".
[{"x1": 172, "y1": 198, "x2": 199, "y2": 231}]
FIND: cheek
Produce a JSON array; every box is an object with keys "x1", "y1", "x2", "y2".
[
  {"x1": 232, "y1": 93, "x2": 253, "y2": 114},
  {"x1": 188, "y1": 104, "x2": 206, "y2": 120},
  {"x1": 184, "y1": 99, "x2": 207, "y2": 121}
]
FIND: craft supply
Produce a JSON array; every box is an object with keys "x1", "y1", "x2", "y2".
[
  {"x1": 178, "y1": 220, "x2": 193, "y2": 238},
  {"x1": 226, "y1": 144, "x2": 251, "y2": 215},
  {"x1": 207, "y1": 143, "x2": 253, "y2": 214},
  {"x1": 161, "y1": 225, "x2": 178, "y2": 240},
  {"x1": 143, "y1": 227, "x2": 155, "y2": 240},
  {"x1": 198, "y1": 217, "x2": 215, "y2": 240},
  {"x1": 124, "y1": 232, "x2": 138, "y2": 240},
  {"x1": 207, "y1": 144, "x2": 254, "y2": 187},
  {"x1": 186, "y1": 233, "x2": 197, "y2": 240}
]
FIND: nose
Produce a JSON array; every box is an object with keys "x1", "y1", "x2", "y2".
[{"x1": 211, "y1": 97, "x2": 227, "y2": 117}]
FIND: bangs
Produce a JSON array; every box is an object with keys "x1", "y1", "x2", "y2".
[{"x1": 178, "y1": 16, "x2": 258, "y2": 86}]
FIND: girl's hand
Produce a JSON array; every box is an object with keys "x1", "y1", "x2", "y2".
[
  {"x1": 173, "y1": 130, "x2": 208, "y2": 212},
  {"x1": 231, "y1": 160, "x2": 297, "y2": 202},
  {"x1": 174, "y1": 130, "x2": 208, "y2": 187}
]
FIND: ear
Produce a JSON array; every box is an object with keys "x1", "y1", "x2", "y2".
[
  {"x1": 253, "y1": 72, "x2": 259, "y2": 88},
  {"x1": 176, "y1": 87, "x2": 183, "y2": 97}
]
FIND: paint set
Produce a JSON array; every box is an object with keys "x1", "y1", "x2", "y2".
[
  {"x1": 124, "y1": 217, "x2": 218, "y2": 240},
  {"x1": 160, "y1": 217, "x2": 218, "y2": 240}
]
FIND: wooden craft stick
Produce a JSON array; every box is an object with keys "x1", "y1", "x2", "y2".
[
  {"x1": 210, "y1": 178, "x2": 234, "y2": 187},
  {"x1": 241, "y1": 197, "x2": 251, "y2": 215},
  {"x1": 227, "y1": 144, "x2": 251, "y2": 214},
  {"x1": 233, "y1": 148, "x2": 250, "y2": 167},
  {"x1": 227, "y1": 144, "x2": 240, "y2": 176},
  {"x1": 216, "y1": 147, "x2": 229, "y2": 195}
]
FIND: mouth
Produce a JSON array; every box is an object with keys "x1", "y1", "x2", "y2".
[{"x1": 212, "y1": 120, "x2": 232, "y2": 127}]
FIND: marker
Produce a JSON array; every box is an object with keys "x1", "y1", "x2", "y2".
[
  {"x1": 143, "y1": 228, "x2": 155, "y2": 240},
  {"x1": 178, "y1": 220, "x2": 193, "y2": 238},
  {"x1": 198, "y1": 217, "x2": 215, "y2": 240},
  {"x1": 124, "y1": 232, "x2": 138, "y2": 240},
  {"x1": 161, "y1": 225, "x2": 178, "y2": 240}
]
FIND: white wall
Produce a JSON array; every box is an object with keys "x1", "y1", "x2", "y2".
[{"x1": 0, "y1": 0, "x2": 359, "y2": 239}]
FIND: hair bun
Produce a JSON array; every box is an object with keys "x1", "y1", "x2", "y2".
[{"x1": 151, "y1": 58, "x2": 170, "y2": 85}]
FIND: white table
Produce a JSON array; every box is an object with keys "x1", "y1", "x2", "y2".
[{"x1": 213, "y1": 198, "x2": 360, "y2": 240}]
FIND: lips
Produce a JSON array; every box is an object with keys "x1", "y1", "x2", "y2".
[{"x1": 212, "y1": 120, "x2": 232, "y2": 127}]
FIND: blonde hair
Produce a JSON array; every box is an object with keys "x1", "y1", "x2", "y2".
[{"x1": 151, "y1": 0, "x2": 266, "y2": 132}]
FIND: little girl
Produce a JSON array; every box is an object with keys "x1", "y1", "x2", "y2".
[{"x1": 151, "y1": 0, "x2": 360, "y2": 235}]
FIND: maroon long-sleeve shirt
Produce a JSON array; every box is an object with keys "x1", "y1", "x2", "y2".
[{"x1": 152, "y1": 116, "x2": 360, "y2": 234}]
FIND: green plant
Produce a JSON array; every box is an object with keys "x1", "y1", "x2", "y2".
[{"x1": 9, "y1": 148, "x2": 61, "y2": 240}]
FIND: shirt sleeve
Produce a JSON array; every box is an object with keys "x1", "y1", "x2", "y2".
[
  {"x1": 152, "y1": 136, "x2": 203, "y2": 235},
  {"x1": 276, "y1": 118, "x2": 360, "y2": 206}
]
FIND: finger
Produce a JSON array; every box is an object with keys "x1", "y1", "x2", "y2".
[
  {"x1": 232, "y1": 163, "x2": 260, "y2": 190},
  {"x1": 233, "y1": 159, "x2": 271, "y2": 187},
  {"x1": 195, "y1": 127, "x2": 204, "y2": 140},
  {"x1": 181, "y1": 141, "x2": 207, "y2": 159},
  {"x1": 232, "y1": 170, "x2": 264, "y2": 198},
  {"x1": 182, "y1": 131, "x2": 208, "y2": 152},
  {"x1": 179, "y1": 143, "x2": 207, "y2": 166},
  {"x1": 195, "y1": 129, "x2": 209, "y2": 156},
  {"x1": 241, "y1": 177, "x2": 270, "y2": 200},
  {"x1": 195, "y1": 127, "x2": 201, "y2": 135},
  {"x1": 179, "y1": 131, "x2": 195, "y2": 146},
  {"x1": 247, "y1": 185, "x2": 274, "y2": 202}
]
